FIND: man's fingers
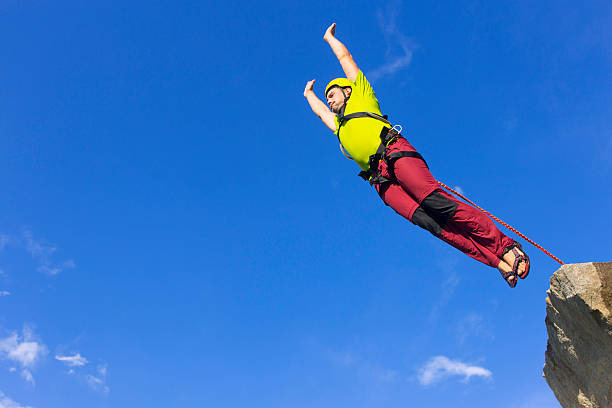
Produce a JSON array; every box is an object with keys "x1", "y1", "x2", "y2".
[
  {"x1": 324, "y1": 23, "x2": 336, "y2": 39},
  {"x1": 304, "y1": 79, "x2": 316, "y2": 94}
]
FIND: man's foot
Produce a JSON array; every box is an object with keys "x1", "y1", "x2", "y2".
[
  {"x1": 497, "y1": 260, "x2": 517, "y2": 288},
  {"x1": 502, "y1": 242, "x2": 530, "y2": 279}
]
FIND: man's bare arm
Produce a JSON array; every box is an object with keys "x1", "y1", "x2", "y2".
[
  {"x1": 324, "y1": 23, "x2": 359, "y2": 82},
  {"x1": 304, "y1": 79, "x2": 336, "y2": 132}
]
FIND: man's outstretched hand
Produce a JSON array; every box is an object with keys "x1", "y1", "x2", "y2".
[
  {"x1": 323, "y1": 23, "x2": 336, "y2": 42},
  {"x1": 303, "y1": 79, "x2": 316, "y2": 97}
]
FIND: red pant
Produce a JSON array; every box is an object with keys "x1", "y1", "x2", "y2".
[{"x1": 374, "y1": 136, "x2": 514, "y2": 268}]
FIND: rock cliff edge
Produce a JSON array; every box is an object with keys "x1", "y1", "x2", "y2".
[{"x1": 544, "y1": 262, "x2": 612, "y2": 408}]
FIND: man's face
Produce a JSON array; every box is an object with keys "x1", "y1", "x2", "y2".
[{"x1": 326, "y1": 86, "x2": 351, "y2": 114}]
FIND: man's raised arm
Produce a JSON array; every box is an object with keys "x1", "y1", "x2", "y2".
[
  {"x1": 324, "y1": 23, "x2": 359, "y2": 82},
  {"x1": 303, "y1": 79, "x2": 336, "y2": 132}
]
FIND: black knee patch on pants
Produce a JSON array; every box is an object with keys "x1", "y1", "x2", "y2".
[
  {"x1": 420, "y1": 191, "x2": 458, "y2": 227},
  {"x1": 412, "y1": 207, "x2": 442, "y2": 236}
]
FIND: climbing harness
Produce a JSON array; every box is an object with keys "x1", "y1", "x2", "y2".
[{"x1": 356, "y1": 126, "x2": 428, "y2": 185}]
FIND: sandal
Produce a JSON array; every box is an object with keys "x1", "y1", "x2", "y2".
[
  {"x1": 503, "y1": 242, "x2": 530, "y2": 279},
  {"x1": 499, "y1": 269, "x2": 518, "y2": 288}
]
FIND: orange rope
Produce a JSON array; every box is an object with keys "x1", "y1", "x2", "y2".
[{"x1": 437, "y1": 181, "x2": 564, "y2": 265}]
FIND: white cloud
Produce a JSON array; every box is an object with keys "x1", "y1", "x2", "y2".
[
  {"x1": 369, "y1": 2, "x2": 418, "y2": 81},
  {"x1": 55, "y1": 353, "x2": 88, "y2": 367},
  {"x1": 0, "y1": 390, "x2": 32, "y2": 408},
  {"x1": 418, "y1": 355, "x2": 492, "y2": 385},
  {"x1": 86, "y1": 375, "x2": 109, "y2": 394},
  {"x1": 0, "y1": 291, "x2": 9, "y2": 297},
  {"x1": 0, "y1": 335, "x2": 44, "y2": 367},
  {"x1": 0, "y1": 327, "x2": 47, "y2": 384}
]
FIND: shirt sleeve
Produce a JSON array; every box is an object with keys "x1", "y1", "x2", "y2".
[{"x1": 352, "y1": 70, "x2": 375, "y2": 98}]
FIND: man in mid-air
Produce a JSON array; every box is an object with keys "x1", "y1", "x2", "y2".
[{"x1": 303, "y1": 23, "x2": 530, "y2": 287}]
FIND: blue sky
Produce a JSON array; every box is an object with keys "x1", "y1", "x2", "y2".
[{"x1": 1, "y1": 1, "x2": 611, "y2": 407}]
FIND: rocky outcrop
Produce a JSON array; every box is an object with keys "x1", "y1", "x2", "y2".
[{"x1": 543, "y1": 262, "x2": 612, "y2": 408}]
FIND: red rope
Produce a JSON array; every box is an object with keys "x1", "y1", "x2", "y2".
[{"x1": 437, "y1": 181, "x2": 564, "y2": 265}]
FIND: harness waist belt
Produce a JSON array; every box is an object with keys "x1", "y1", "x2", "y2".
[{"x1": 358, "y1": 128, "x2": 428, "y2": 185}]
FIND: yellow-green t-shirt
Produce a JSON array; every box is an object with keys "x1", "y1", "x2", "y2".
[{"x1": 334, "y1": 70, "x2": 391, "y2": 170}]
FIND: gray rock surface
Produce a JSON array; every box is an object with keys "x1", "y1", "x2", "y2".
[{"x1": 543, "y1": 262, "x2": 612, "y2": 408}]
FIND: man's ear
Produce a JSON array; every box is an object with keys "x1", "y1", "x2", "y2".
[{"x1": 345, "y1": 87, "x2": 352, "y2": 97}]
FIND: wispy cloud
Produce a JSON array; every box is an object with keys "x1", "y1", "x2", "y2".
[
  {"x1": 86, "y1": 374, "x2": 109, "y2": 394},
  {"x1": 0, "y1": 231, "x2": 75, "y2": 276},
  {"x1": 329, "y1": 349, "x2": 400, "y2": 384},
  {"x1": 23, "y1": 231, "x2": 56, "y2": 259},
  {"x1": 97, "y1": 363, "x2": 107, "y2": 377},
  {"x1": 37, "y1": 260, "x2": 75, "y2": 276},
  {"x1": 0, "y1": 326, "x2": 47, "y2": 385},
  {"x1": 371, "y1": 366, "x2": 400, "y2": 383},
  {"x1": 55, "y1": 353, "x2": 88, "y2": 367},
  {"x1": 0, "y1": 291, "x2": 9, "y2": 297},
  {"x1": 418, "y1": 355, "x2": 492, "y2": 386},
  {"x1": 55, "y1": 339, "x2": 109, "y2": 391},
  {"x1": 83, "y1": 361, "x2": 110, "y2": 393},
  {"x1": 369, "y1": 2, "x2": 418, "y2": 81},
  {"x1": 22, "y1": 231, "x2": 75, "y2": 275},
  {"x1": 329, "y1": 350, "x2": 355, "y2": 367},
  {"x1": 455, "y1": 313, "x2": 494, "y2": 344},
  {"x1": 19, "y1": 370, "x2": 34, "y2": 384},
  {"x1": 0, "y1": 390, "x2": 32, "y2": 408},
  {"x1": 329, "y1": 351, "x2": 402, "y2": 383},
  {"x1": 428, "y1": 272, "x2": 460, "y2": 322}
]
